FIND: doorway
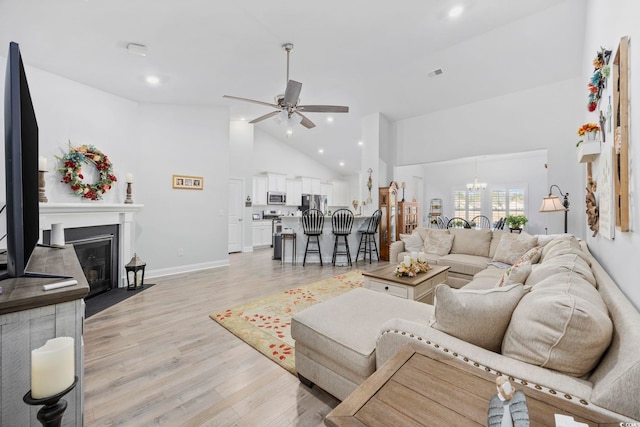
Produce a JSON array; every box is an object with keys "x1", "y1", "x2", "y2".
[{"x1": 228, "y1": 178, "x2": 244, "y2": 253}]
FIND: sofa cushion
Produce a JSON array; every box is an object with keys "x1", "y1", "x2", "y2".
[
  {"x1": 497, "y1": 261, "x2": 532, "y2": 287},
  {"x1": 424, "y1": 232, "x2": 454, "y2": 256},
  {"x1": 489, "y1": 230, "x2": 508, "y2": 258},
  {"x1": 291, "y1": 288, "x2": 431, "y2": 379},
  {"x1": 415, "y1": 227, "x2": 449, "y2": 242},
  {"x1": 399, "y1": 232, "x2": 423, "y2": 253},
  {"x1": 437, "y1": 254, "x2": 491, "y2": 277},
  {"x1": 492, "y1": 232, "x2": 538, "y2": 265},
  {"x1": 449, "y1": 228, "x2": 492, "y2": 257},
  {"x1": 526, "y1": 253, "x2": 596, "y2": 288},
  {"x1": 539, "y1": 236, "x2": 584, "y2": 263},
  {"x1": 502, "y1": 273, "x2": 613, "y2": 377},
  {"x1": 430, "y1": 283, "x2": 528, "y2": 353}
]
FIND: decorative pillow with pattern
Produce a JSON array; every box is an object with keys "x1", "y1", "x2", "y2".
[
  {"x1": 424, "y1": 232, "x2": 455, "y2": 256},
  {"x1": 492, "y1": 232, "x2": 538, "y2": 265},
  {"x1": 430, "y1": 283, "x2": 529, "y2": 353},
  {"x1": 516, "y1": 245, "x2": 542, "y2": 264},
  {"x1": 497, "y1": 261, "x2": 532, "y2": 287},
  {"x1": 400, "y1": 233, "x2": 423, "y2": 253}
]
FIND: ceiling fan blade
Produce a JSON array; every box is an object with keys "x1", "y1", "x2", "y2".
[
  {"x1": 283, "y1": 80, "x2": 302, "y2": 106},
  {"x1": 294, "y1": 111, "x2": 316, "y2": 129},
  {"x1": 249, "y1": 110, "x2": 281, "y2": 124},
  {"x1": 297, "y1": 105, "x2": 349, "y2": 113},
  {"x1": 223, "y1": 95, "x2": 279, "y2": 108}
]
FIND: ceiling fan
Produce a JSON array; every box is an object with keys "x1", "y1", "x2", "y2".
[{"x1": 223, "y1": 43, "x2": 349, "y2": 129}]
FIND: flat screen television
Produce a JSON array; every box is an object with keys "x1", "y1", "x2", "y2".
[{"x1": 2, "y1": 41, "x2": 66, "y2": 280}]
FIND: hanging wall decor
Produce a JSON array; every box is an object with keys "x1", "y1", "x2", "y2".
[
  {"x1": 612, "y1": 36, "x2": 630, "y2": 232},
  {"x1": 587, "y1": 46, "x2": 612, "y2": 112},
  {"x1": 57, "y1": 143, "x2": 117, "y2": 200}
]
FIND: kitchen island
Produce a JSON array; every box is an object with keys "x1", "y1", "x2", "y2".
[{"x1": 280, "y1": 215, "x2": 375, "y2": 265}]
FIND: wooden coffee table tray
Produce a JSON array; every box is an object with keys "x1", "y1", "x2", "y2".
[{"x1": 325, "y1": 345, "x2": 620, "y2": 427}]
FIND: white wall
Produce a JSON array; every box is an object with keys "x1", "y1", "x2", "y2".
[
  {"x1": 394, "y1": 78, "x2": 585, "y2": 237},
  {"x1": 582, "y1": 0, "x2": 640, "y2": 310},
  {"x1": 0, "y1": 58, "x2": 232, "y2": 277}
]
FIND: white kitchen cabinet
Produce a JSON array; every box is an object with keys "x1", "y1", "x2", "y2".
[
  {"x1": 330, "y1": 180, "x2": 348, "y2": 206},
  {"x1": 321, "y1": 182, "x2": 333, "y2": 205},
  {"x1": 301, "y1": 177, "x2": 312, "y2": 194},
  {"x1": 252, "y1": 220, "x2": 272, "y2": 247},
  {"x1": 252, "y1": 176, "x2": 268, "y2": 206},
  {"x1": 267, "y1": 173, "x2": 287, "y2": 192},
  {"x1": 286, "y1": 179, "x2": 302, "y2": 206},
  {"x1": 311, "y1": 178, "x2": 321, "y2": 195}
]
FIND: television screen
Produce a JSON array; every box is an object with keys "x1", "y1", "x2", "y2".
[{"x1": 2, "y1": 42, "x2": 60, "y2": 280}]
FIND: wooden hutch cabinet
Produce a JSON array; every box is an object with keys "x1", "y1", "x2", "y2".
[
  {"x1": 397, "y1": 201, "x2": 419, "y2": 239},
  {"x1": 378, "y1": 182, "x2": 399, "y2": 261}
]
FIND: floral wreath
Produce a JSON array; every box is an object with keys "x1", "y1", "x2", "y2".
[{"x1": 57, "y1": 143, "x2": 117, "y2": 200}]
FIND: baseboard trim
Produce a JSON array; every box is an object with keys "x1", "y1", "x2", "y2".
[{"x1": 144, "y1": 260, "x2": 229, "y2": 280}]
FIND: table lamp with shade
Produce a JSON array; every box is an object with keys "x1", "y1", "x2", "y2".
[{"x1": 539, "y1": 185, "x2": 570, "y2": 233}]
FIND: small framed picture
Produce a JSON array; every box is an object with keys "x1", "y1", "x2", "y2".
[{"x1": 172, "y1": 174, "x2": 204, "y2": 190}]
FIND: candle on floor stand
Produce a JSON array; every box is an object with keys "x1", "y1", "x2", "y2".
[
  {"x1": 125, "y1": 173, "x2": 133, "y2": 183},
  {"x1": 38, "y1": 156, "x2": 48, "y2": 172},
  {"x1": 38, "y1": 171, "x2": 48, "y2": 203},
  {"x1": 31, "y1": 337, "x2": 75, "y2": 399}
]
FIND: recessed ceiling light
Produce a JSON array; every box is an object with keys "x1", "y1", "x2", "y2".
[
  {"x1": 448, "y1": 5, "x2": 464, "y2": 18},
  {"x1": 318, "y1": 148, "x2": 324, "y2": 154},
  {"x1": 286, "y1": 129, "x2": 293, "y2": 137},
  {"x1": 326, "y1": 117, "x2": 334, "y2": 123},
  {"x1": 145, "y1": 75, "x2": 161, "y2": 85},
  {"x1": 339, "y1": 162, "x2": 345, "y2": 167},
  {"x1": 357, "y1": 141, "x2": 364, "y2": 146}
]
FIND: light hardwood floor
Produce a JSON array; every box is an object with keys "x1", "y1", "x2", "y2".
[{"x1": 84, "y1": 248, "x2": 384, "y2": 426}]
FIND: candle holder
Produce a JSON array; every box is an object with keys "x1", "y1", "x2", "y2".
[
  {"x1": 38, "y1": 171, "x2": 48, "y2": 203},
  {"x1": 124, "y1": 182, "x2": 133, "y2": 204},
  {"x1": 23, "y1": 376, "x2": 78, "y2": 427}
]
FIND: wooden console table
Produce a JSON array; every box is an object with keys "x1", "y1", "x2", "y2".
[
  {"x1": 0, "y1": 245, "x2": 89, "y2": 427},
  {"x1": 325, "y1": 345, "x2": 620, "y2": 427}
]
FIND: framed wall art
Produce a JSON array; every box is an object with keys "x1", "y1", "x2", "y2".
[{"x1": 172, "y1": 174, "x2": 204, "y2": 190}]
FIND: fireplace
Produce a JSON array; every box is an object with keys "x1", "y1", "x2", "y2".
[{"x1": 44, "y1": 225, "x2": 119, "y2": 299}]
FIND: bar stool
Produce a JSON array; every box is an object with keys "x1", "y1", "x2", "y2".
[
  {"x1": 281, "y1": 231, "x2": 297, "y2": 265},
  {"x1": 356, "y1": 209, "x2": 382, "y2": 263},
  {"x1": 302, "y1": 209, "x2": 324, "y2": 266},
  {"x1": 331, "y1": 209, "x2": 354, "y2": 266}
]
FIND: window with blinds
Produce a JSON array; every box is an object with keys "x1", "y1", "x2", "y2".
[{"x1": 492, "y1": 188, "x2": 525, "y2": 222}]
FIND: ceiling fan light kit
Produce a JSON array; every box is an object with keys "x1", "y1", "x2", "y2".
[{"x1": 223, "y1": 42, "x2": 349, "y2": 130}]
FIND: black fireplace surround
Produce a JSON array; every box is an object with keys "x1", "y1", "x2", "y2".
[{"x1": 43, "y1": 224, "x2": 119, "y2": 299}]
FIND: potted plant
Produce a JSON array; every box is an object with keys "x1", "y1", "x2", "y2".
[{"x1": 505, "y1": 214, "x2": 528, "y2": 231}]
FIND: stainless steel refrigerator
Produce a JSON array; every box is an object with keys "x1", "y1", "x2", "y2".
[{"x1": 300, "y1": 194, "x2": 327, "y2": 215}]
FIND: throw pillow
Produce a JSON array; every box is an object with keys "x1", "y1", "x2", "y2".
[
  {"x1": 424, "y1": 233, "x2": 454, "y2": 256},
  {"x1": 497, "y1": 261, "x2": 532, "y2": 287},
  {"x1": 492, "y1": 232, "x2": 538, "y2": 265},
  {"x1": 400, "y1": 233, "x2": 423, "y2": 253},
  {"x1": 430, "y1": 283, "x2": 528, "y2": 353},
  {"x1": 449, "y1": 228, "x2": 492, "y2": 257},
  {"x1": 516, "y1": 246, "x2": 542, "y2": 264},
  {"x1": 502, "y1": 273, "x2": 613, "y2": 377}
]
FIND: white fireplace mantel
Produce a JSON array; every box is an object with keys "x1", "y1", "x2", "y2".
[{"x1": 39, "y1": 203, "x2": 144, "y2": 287}]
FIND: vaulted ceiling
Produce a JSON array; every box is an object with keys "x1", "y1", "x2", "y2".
[{"x1": 0, "y1": 0, "x2": 585, "y2": 173}]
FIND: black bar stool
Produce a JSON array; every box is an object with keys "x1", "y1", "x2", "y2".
[
  {"x1": 356, "y1": 209, "x2": 382, "y2": 263},
  {"x1": 331, "y1": 209, "x2": 354, "y2": 266},
  {"x1": 302, "y1": 209, "x2": 324, "y2": 266}
]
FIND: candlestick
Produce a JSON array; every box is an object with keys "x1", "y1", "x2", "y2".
[
  {"x1": 23, "y1": 376, "x2": 78, "y2": 427},
  {"x1": 31, "y1": 337, "x2": 75, "y2": 399},
  {"x1": 39, "y1": 156, "x2": 47, "y2": 172},
  {"x1": 38, "y1": 171, "x2": 48, "y2": 203},
  {"x1": 124, "y1": 182, "x2": 133, "y2": 204}
]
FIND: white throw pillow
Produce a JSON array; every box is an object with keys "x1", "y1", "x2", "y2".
[
  {"x1": 492, "y1": 232, "x2": 538, "y2": 265},
  {"x1": 424, "y1": 233, "x2": 454, "y2": 256},
  {"x1": 497, "y1": 261, "x2": 532, "y2": 287},
  {"x1": 400, "y1": 233, "x2": 423, "y2": 253},
  {"x1": 430, "y1": 283, "x2": 528, "y2": 353}
]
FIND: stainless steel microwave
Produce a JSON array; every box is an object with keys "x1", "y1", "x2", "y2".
[{"x1": 267, "y1": 192, "x2": 286, "y2": 205}]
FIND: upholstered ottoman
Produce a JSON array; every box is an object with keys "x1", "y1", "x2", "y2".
[{"x1": 291, "y1": 287, "x2": 432, "y2": 400}]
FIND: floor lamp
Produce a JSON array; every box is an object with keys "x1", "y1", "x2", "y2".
[{"x1": 539, "y1": 185, "x2": 570, "y2": 233}]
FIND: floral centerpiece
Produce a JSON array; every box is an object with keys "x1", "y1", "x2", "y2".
[
  {"x1": 395, "y1": 252, "x2": 431, "y2": 277},
  {"x1": 577, "y1": 123, "x2": 600, "y2": 146}
]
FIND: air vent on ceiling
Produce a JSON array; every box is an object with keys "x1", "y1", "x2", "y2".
[
  {"x1": 126, "y1": 43, "x2": 148, "y2": 56},
  {"x1": 428, "y1": 68, "x2": 444, "y2": 78}
]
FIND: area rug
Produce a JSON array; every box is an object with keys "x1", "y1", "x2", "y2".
[{"x1": 210, "y1": 271, "x2": 363, "y2": 374}]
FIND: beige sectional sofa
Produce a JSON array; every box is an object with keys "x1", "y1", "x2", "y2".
[{"x1": 291, "y1": 233, "x2": 640, "y2": 422}]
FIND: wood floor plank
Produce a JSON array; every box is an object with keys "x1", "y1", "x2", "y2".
[{"x1": 84, "y1": 248, "x2": 381, "y2": 426}]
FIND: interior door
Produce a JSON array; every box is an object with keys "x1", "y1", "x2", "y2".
[{"x1": 228, "y1": 178, "x2": 244, "y2": 253}]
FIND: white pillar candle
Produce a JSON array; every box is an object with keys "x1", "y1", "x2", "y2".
[
  {"x1": 126, "y1": 173, "x2": 133, "y2": 183},
  {"x1": 418, "y1": 251, "x2": 426, "y2": 262},
  {"x1": 411, "y1": 252, "x2": 418, "y2": 261},
  {"x1": 403, "y1": 255, "x2": 411, "y2": 266},
  {"x1": 31, "y1": 337, "x2": 75, "y2": 398},
  {"x1": 38, "y1": 156, "x2": 47, "y2": 172}
]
